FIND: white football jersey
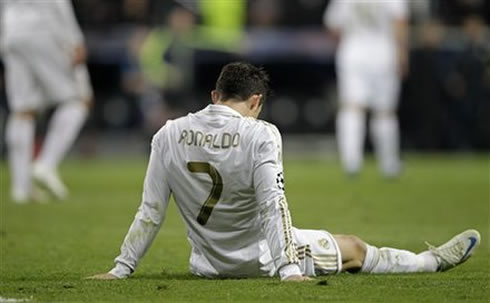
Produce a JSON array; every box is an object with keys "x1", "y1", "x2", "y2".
[
  {"x1": 324, "y1": 0, "x2": 408, "y2": 68},
  {"x1": 110, "y1": 104, "x2": 302, "y2": 279},
  {"x1": 1, "y1": 0, "x2": 84, "y2": 49}
]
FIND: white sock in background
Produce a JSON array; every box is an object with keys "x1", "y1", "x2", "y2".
[
  {"x1": 361, "y1": 245, "x2": 439, "y2": 273},
  {"x1": 36, "y1": 101, "x2": 88, "y2": 171},
  {"x1": 370, "y1": 114, "x2": 401, "y2": 177},
  {"x1": 6, "y1": 115, "x2": 35, "y2": 201},
  {"x1": 337, "y1": 108, "x2": 366, "y2": 175}
]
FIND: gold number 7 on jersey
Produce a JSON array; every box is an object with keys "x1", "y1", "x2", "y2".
[{"x1": 187, "y1": 162, "x2": 223, "y2": 225}]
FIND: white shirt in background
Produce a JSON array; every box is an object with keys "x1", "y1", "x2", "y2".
[
  {"x1": 1, "y1": 0, "x2": 84, "y2": 49},
  {"x1": 324, "y1": 0, "x2": 408, "y2": 70}
]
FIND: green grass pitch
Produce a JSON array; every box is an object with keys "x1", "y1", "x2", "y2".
[{"x1": 0, "y1": 154, "x2": 488, "y2": 302}]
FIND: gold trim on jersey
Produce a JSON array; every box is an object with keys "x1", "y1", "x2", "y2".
[
  {"x1": 296, "y1": 244, "x2": 312, "y2": 259},
  {"x1": 296, "y1": 244, "x2": 338, "y2": 270},
  {"x1": 278, "y1": 196, "x2": 299, "y2": 264}
]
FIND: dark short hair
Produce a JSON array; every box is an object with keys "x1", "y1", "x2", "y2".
[{"x1": 215, "y1": 62, "x2": 270, "y2": 103}]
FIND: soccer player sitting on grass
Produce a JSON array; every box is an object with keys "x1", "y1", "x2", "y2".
[{"x1": 87, "y1": 62, "x2": 480, "y2": 282}]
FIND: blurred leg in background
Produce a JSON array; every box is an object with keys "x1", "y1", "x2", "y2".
[
  {"x1": 5, "y1": 111, "x2": 35, "y2": 203},
  {"x1": 32, "y1": 65, "x2": 92, "y2": 200},
  {"x1": 336, "y1": 104, "x2": 366, "y2": 176},
  {"x1": 370, "y1": 71, "x2": 402, "y2": 178},
  {"x1": 370, "y1": 111, "x2": 401, "y2": 178},
  {"x1": 335, "y1": 63, "x2": 369, "y2": 176},
  {"x1": 3, "y1": 39, "x2": 42, "y2": 203}
]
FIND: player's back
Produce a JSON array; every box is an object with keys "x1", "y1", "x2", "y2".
[{"x1": 157, "y1": 104, "x2": 277, "y2": 277}]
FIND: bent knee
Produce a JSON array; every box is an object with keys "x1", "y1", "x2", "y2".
[
  {"x1": 337, "y1": 234, "x2": 367, "y2": 263},
  {"x1": 348, "y1": 235, "x2": 367, "y2": 262}
]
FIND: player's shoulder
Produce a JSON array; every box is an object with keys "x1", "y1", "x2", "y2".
[
  {"x1": 242, "y1": 118, "x2": 282, "y2": 143},
  {"x1": 151, "y1": 117, "x2": 180, "y2": 148},
  {"x1": 153, "y1": 119, "x2": 172, "y2": 136},
  {"x1": 153, "y1": 113, "x2": 191, "y2": 135},
  {"x1": 151, "y1": 112, "x2": 197, "y2": 142},
  {"x1": 255, "y1": 119, "x2": 280, "y2": 136}
]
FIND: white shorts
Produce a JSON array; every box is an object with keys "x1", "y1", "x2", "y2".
[
  {"x1": 3, "y1": 35, "x2": 93, "y2": 112},
  {"x1": 189, "y1": 227, "x2": 342, "y2": 278},
  {"x1": 258, "y1": 227, "x2": 342, "y2": 277},
  {"x1": 337, "y1": 62, "x2": 400, "y2": 112},
  {"x1": 292, "y1": 227, "x2": 342, "y2": 276}
]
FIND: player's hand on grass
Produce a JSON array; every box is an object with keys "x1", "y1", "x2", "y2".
[
  {"x1": 282, "y1": 275, "x2": 314, "y2": 282},
  {"x1": 84, "y1": 273, "x2": 119, "y2": 280}
]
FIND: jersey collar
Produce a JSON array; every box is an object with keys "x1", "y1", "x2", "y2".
[{"x1": 205, "y1": 104, "x2": 243, "y2": 118}]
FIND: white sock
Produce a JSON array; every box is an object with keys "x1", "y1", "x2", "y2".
[
  {"x1": 36, "y1": 101, "x2": 88, "y2": 170},
  {"x1": 6, "y1": 115, "x2": 35, "y2": 199},
  {"x1": 370, "y1": 115, "x2": 401, "y2": 177},
  {"x1": 337, "y1": 109, "x2": 365, "y2": 174},
  {"x1": 361, "y1": 245, "x2": 439, "y2": 273}
]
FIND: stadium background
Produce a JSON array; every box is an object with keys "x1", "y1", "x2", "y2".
[{"x1": 0, "y1": 0, "x2": 489, "y2": 155}]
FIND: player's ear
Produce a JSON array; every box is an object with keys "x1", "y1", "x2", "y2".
[
  {"x1": 211, "y1": 90, "x2": 219, "y2": 104},
  {"x1": 249, "y1": 94, "x2": 262, "y2": 110}
]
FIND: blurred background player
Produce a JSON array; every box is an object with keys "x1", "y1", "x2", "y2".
[
  {"x1": 324, "y1": 0, "x2": 409, "y2": 178},
  {"x1": 1, "y1": 0, "x2": 93, "y2": 202}
]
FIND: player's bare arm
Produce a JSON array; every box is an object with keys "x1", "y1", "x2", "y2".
[
  {"x1": 394, "y1": 18, "x2": 409, "y2": 78},
  {"x1": 71, "y1": 44, "x2": 87, "y2": 66}
]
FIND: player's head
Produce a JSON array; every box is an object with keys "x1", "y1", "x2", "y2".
[{"x1": 212, "y1": 62, "x2": 270, "y2": 118}]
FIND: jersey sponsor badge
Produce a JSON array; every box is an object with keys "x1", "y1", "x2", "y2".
[{"x1": 318, "y1": 238, "x2": 330, "y2": 250}]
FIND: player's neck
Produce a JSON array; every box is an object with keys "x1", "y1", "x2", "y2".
[{"x1": 215, "y1": 100, "x2": 249, "y2": 117}]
